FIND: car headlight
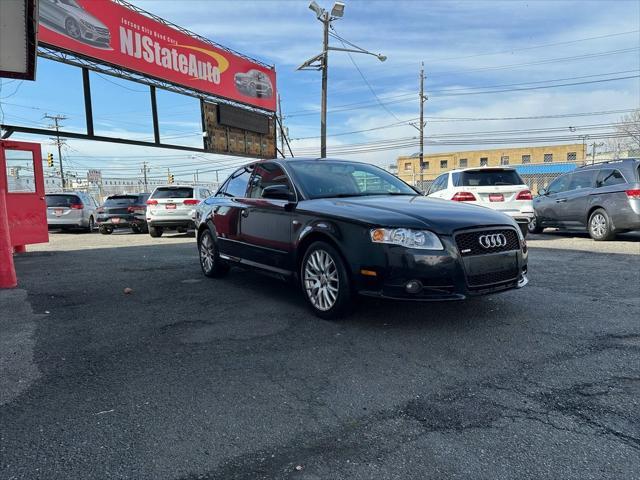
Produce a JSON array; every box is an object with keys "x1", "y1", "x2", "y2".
[
  {"x1": 370, "y1": 228, "x2": 444, "y2": 250},
  {"x1": 80, "y1": 20, "x2": 95, "y2": 30}
]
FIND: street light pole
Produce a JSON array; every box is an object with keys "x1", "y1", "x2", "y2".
[
  {"x1": 320, "y1": 10, "x2": 330, "y2": 158},
  {"x1": 299, "y1": 2, "x2": 385, "y2": 159}
]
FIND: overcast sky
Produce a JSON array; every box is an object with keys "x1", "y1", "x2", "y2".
[{"x1": 1, "y1": 0, "x2": 639, "y2": 182}]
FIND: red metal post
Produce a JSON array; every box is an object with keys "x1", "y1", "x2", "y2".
[{"x1": 0, "y1": 188, "x2": 18, "y2": 288}]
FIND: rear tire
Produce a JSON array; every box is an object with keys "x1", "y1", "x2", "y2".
[
  {"x1": 85, "y1": 216, "x2": 95, "y2": 233},
  {"x1": 588, "y1": 208, "x2": 615, "y2": 241},
  {"x1": 198, "y1": 229, "x2": 229, "y2": 278},
  {"x1": 528, "y1": 216, "x2": 543, "y2": 234},
  {"x1": 149, "y1": 226, "x2": 163, "y2": 238},
  {"x1": 131, "y1": 225, "x2": 141, "y2": 234},
  {"x1": 300, "y1": 241, "x2": 352, "y2": 320}
]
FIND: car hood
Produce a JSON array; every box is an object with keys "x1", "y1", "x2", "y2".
[
  {"x1": 300, "y1": 195, "x2": 518, "y2": 235},
  {"x1": 60, "y1": 4, "x2": 108, "y2": 29}
]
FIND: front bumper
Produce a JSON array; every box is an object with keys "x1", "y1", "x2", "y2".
[{"x1": 354, "y1": 229, "x2": 528, "y2": 301}]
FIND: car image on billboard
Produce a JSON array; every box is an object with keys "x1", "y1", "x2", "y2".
[{"x1": 39, "y1": 0, "x2": 111, "y2": 49}]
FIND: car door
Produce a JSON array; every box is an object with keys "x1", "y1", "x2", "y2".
[
  {"x1": 238, "y1": 162, "x2": 294, "y2": 272},
  {"x1": 536, "y1": 173, "x2": 570, "y2": 226},
  {"x1": 211, "y1": 166, "x2": 253, "y2": 259},
  {"x1": 561, "y1": 169, "x2": 597, "y2": 228}
]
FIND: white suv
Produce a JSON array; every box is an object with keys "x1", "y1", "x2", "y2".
[
  {"x1": 425, "y1": 167, "x2": 534, "y2": 236},
  {"x1": 146, "y1": 185, "x2": 212, "y2": 237}
]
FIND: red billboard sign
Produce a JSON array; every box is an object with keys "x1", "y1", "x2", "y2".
[{"x1": 37, "y1": 0, "x2": 276, "y2": 111}]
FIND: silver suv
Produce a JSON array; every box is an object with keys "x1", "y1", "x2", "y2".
[
  {"x1": 146, "y1": 185, "x2": 212, "y2": 237},
  {"x1": 46, "y1": 191, "x2": 98, "y2": 232},
  {"x1": 531, "y1": 158, "x2": 640, "y2": 240}
]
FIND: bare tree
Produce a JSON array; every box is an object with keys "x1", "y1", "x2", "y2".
[{"x1": 615, "y1": 109, "x2": 640, "y2": 153}]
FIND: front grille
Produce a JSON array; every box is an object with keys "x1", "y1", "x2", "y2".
[
  {"x1": 467, "y1": 268, "x2": 519, "y2": 287},
  {"x1": 95, "y1": 27, "x2": 110, "y2": 36},
  {"x1": 455, "y1": 228, "x2": 520, "y2": 256}
]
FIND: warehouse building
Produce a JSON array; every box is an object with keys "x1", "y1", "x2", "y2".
[{"x1": 396, "y1": 143, "x2": 586, "y2": 185}]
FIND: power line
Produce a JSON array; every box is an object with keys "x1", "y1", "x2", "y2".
[{"x1": 428, "y1": 29, "x2": 640, "y2": 62}]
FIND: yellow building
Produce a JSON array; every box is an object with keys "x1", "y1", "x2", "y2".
[{"x1": 396, "y1": 143, "x2": 586, "y2": 185}]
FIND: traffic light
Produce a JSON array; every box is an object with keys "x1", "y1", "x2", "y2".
[
  {"x1": 47, "y1": 153, "x2": 54, "y2": 167},
  {"x1": 168, "y1": 173, "x2": 174, "y2": 184}
]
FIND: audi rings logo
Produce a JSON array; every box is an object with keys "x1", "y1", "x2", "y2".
[{"x1": 479, "y1": 233, "x2": 507, "y2": 249}]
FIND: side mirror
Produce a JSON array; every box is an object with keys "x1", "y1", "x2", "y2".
[
  {"x1": 262, "y1": 184, "x2": 293, "y2": 201},
  {"x1": 538, "y1": 188, "x2": 547, "y2": 196}
]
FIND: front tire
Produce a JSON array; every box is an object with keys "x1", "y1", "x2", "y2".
[
  {"x1": 65, "y1": 18, "x2": 81, "y2": 40},
  {"x1": 99, "y1": 225, "x2": 113, "y2": 235},
  {"x1": 149, "y1": 226, "x2": 163, "y2": 238},
  {"x1": 301, "y1": 241, "x2": 352, "y2": 320},
  {"x1": 198, "y1": 229, "x2": 229, "y2": 278},
  {"x1": 528, "y1": 216, "x2": 543, "y2": 234},
  {"x1": 588, "y1": 208, "x2": 615, "y2": 241}
]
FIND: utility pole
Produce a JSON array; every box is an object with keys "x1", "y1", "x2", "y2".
[
  {"x1": 320, "y1": 10, "x2": 330, "y2": 158},
  {"x1": 590, "y1": 141, "x2": 604, "y2": 165},
  {"x1": 419, "y1": 62, "x2": 426, "y2": 185},
  {"x1": 278, "y1": 94, "x2": 285, "y2": 157},
  {"x1": 44, "y1": 114, "x2": 67, "y2": 189},
  {"x1": 141, "y1": 161, "x2": 149, "y2": 191},
  {"x1": 299, "y1": 2, "x2": 385, "y2": 159}
]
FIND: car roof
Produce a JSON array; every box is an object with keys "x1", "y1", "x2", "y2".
[{"x1": 447, "y1": 166, "x2": 517, "y2": 174}]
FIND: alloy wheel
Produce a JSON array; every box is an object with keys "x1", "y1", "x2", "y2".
[
  {"x1": 200, "y1": 233, "x2": 215, "y2": 273},
  {"x1": 591, "y1": 213, "x2": 607, "y2": 238},
  {"x1": 304, "y1": 249, "x2": 339, "y2": 311},
  {"x1": 66, "y1": 20, "x2": 81, "y2": 39}
]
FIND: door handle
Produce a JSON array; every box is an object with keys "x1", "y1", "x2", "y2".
[{"x1": 555, "y1": 199, "x2": 567, "y2": 203}]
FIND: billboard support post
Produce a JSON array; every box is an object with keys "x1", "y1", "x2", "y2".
[
  {"x1": 150, "y1": 86, "x2": 160, "y2": 144},
  {"x1": 82, "y1": 68, "x2": 94, "y2": 136}
]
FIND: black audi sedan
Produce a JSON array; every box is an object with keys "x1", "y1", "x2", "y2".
[{"x1": 194, "y1": 158, "x2": 528, "y2": 319}]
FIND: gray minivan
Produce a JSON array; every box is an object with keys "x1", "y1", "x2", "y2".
[
  {"x1": 530, "y1": 158, "x2": 640, "y2": 240},
  {"x1": 46, "y1": 192, "x2": 98, "y2": 232}
]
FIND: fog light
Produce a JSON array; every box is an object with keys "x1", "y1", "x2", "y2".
[{"x1": 405, "y1": 280, "x2": 422, "y2": 294}]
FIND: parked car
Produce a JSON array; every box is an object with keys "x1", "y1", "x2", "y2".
[
  {"x1": 194, "y1": 158, "x2": 528, "y2": 319},
  {"x1": 39, "y1": 0, "x2": 111, "y2": 47},
  {"x1": 96, "y1": 193, "x2": 150, "y2": 235},
  {"x1": 234, "y1": 69, "x2": 274, "y2": 98},
  {"x1": 45, "y1": 192, "x2": 98, "y2": 232},
  {"x1": 146, "y1": 185, "x2": 211, "y2": 237},
  {"x1": 425, "y1": 167, "x2": 535, "y2": 237},
  {"x1": 530, "y1": 158, "x2": 640, "y2": 240}
]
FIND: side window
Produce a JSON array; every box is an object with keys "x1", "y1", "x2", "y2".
[
  {"x1": 546, "y1": 174, "x2": 570, "y2": 194},
  {"x1": 429, "y1": 174, "x2": 447, "y2": 194},
  {"x1": 248, "y1": 163, "x2": 291, "y2": 198},
  {"x1": 567, "y1": 170, "x2": 596, "y2": 191},
  {"x1": 223, "y1": 167, "x2": 253, "y2": 198},
  {"x1": 596, "y1": 169, "x2": 626, "y2": 188},
  {"x1": 451, "y1": 172, "x2": 461, "y2": 187}
]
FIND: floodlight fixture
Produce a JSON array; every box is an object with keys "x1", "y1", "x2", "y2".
[
  {"x1": 309, "y1": 1, "x2": 324, "y2": 18},
  {"x1": 331, "y1": 2, "x2": 345, "y2": 18}
]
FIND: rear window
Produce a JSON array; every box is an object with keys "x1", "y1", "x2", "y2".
[
  {"x1": 151, "y1": 187, "x2": 194, "y2": 199},
  {"x1": 46, "y1": 195, "x2": 81, "y2": 207},
  {"x1": 455, "y1": 169, "x2": 524, "y2": 187},
  {"x1": 104, "y1": 196, "x2": 138, "y2": 207}
]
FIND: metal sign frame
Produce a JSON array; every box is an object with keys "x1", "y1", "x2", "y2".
[{"x1": 1, "y1": 0, "x2": 281, "y2": 159}]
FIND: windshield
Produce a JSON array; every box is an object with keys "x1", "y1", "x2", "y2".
[
  {"x1": 151, "y1": 187, "x2": 194, "y2": 199},
  {"x1": 104, "y1": 196, "x2": 138, "y2": 207},
  {"x1": 46, "y1": 195, "x2": 80, "y2": 207},
  {"x1": 454, "y1": 169, "x2": 525, "y2": 187},
  {"x1": 288, "y1": 160, "x2": 417, "y2": 199}
]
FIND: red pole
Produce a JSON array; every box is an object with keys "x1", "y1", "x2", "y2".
[{"x1": 0, "y1": 188, "x2": 18, "y2": 288}]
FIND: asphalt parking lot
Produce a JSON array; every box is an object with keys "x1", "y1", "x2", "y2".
[{"x1": 1, "y1": 230, "x2": 639, "y2": 479}]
